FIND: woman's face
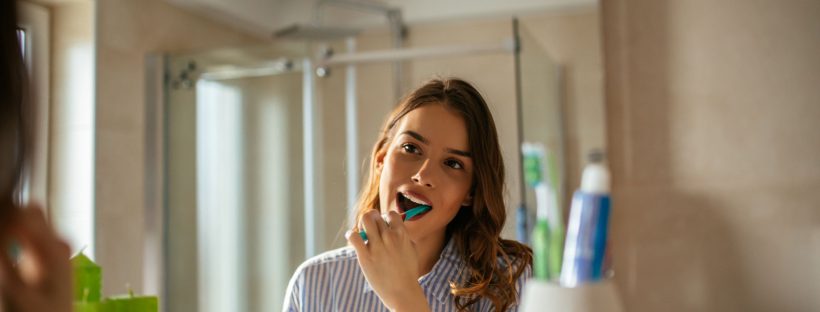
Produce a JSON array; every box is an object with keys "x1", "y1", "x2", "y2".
[{"x1": 377, "y1": 103, "x2": 474, "y2": 243}]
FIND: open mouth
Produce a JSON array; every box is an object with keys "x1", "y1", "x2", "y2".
[{"x1": 397, "y1": 192, "x2": 432, "y2": 221}]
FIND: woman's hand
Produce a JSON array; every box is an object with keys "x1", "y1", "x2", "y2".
[
  {"x1": 347, "y1": 210, "x2": 431, "y2": 312},
  {"x1": 0, "y1": 205, "x2": 72, "y2": 312}
]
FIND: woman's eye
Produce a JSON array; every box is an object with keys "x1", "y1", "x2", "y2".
[
  {"x1": 445, "y1": 159, "x2": 463, "y2": 170},
  {"x1": 402, "y1": 143, "x2": 419, "y2": 154}
]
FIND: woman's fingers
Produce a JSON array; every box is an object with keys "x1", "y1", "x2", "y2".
[
  {"x1": 355, "y1": 210, "x2": 412, "y2": 252},
  {"x1": 10, "y1": 206, "x2": 67, "y2": 262},
  {"x1": 0, "y1": 241, "x2": 23, "y2": 288},
  {"x1": 0, "y1": 270, "x2": 38, "y2": 312},
  {"x1": 346, "y1": 228, "x2": 368, "y2": 262},
  {"x1": 10, "y1": 207, "x2": 71, "y2": 285},
  {"x1": 372, "y1": 211, "x2": 389, "y2": 234},
  {"x1": 0, "y1": 219, "x2": 40, "y2": 312},
  {"x1": 360, "y1": 210, "x2": 384, "y2": 246},
  {"x1": 347, "y1": 210, "x2": 422, "y2": 310},
  {"x1": 384, "y1": 211, "x2": 404, "y2": 231},
  {"x1": 381, "y1": 211, "x2": 406, "y2": 246},
  {"x1": 1, "y1": 205, "x2": 73, "y2": 312},
  {"x1": 352, "y1": 209, "x2": 414, "y2": 258}
]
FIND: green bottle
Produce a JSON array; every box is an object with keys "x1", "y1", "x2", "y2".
[
  {"x1": 101, "y1": 287, "x2": 158, "y2": 312},
  {"x1": 72, "y1": 252, "x2": 102, "y2": 303},
  {"x1": 522, "y1": 143, "x2": 564, "y2": 281}
]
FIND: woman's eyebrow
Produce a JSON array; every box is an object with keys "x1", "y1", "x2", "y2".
[
  {"x1": 401, "y1": 130, "x2": 472, "y2": 158},
  {"x1": 401, "y1": 130, "x2": 429, "y2": 144},
  {"x1": 446, "y1": 148, "x2": 472, "y2": 158}
]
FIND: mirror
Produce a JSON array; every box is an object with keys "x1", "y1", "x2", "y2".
[{"x1": 159, "y1": 3, "x2": 603, "y2": 311}]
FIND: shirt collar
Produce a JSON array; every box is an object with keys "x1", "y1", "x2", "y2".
[{"x1": 362, "y1": 237, "x2": 463, "y2": 305}]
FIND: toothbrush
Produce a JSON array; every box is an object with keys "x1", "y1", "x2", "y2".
[{"x1": 358, "y1": 205, "x2": 431, "y2": 241}]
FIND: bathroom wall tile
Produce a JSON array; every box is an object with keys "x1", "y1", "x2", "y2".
[{"x1": 603, "y1": 0, "x2": 820, "y2": 310}]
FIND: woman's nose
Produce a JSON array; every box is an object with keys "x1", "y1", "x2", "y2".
[{"x1": 411, "y1": 160, "x2": 435, "y2": 188}]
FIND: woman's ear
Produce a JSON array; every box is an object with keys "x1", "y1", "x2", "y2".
[
  {"x1": 375, "y1": 149, "x2": 386, "y2": 171},
  {"x1": 461, "y1": 194, "x2": 473, "y2": 207}
]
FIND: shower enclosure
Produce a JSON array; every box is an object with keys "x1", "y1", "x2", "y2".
[{"x1": 145, "y1": 18, "x2": 562, "y2": 312}]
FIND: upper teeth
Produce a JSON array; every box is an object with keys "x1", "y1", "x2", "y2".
[{"x1": 403, "y1": 193, "x2": 430, "y2": 206}]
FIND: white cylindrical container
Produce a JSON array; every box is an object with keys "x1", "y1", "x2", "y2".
[{"x1": 520, "y1": 280, "x2": 623, "y2": 312}]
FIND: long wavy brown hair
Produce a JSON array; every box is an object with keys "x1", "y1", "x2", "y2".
[{"x1": 354, "y1": 78, "x2": 532, "y2": 311}]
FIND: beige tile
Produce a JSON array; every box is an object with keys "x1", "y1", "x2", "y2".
[
  {"x1": 611, "y1": 185, "x2": 820, "y2": 311},
  {"x1": 603, "y1": 0, "x2": 820, "y2": 310}
]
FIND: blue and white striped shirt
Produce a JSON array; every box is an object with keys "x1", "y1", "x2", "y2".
[{"x1": 283, "y1": 238, "x2": 532, "y2": 312}]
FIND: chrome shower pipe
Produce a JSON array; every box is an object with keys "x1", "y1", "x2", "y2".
[
  {"x1": 317, "y1": 37, "x2": 517, "y2": 66},
  {"x1": 345, "y1": 38, "x2": 359, "y2": 228},
  {"x1": 199, "y1": 58, "x2": 299, "y2": 81},
  {"x1": 302, "y1": 58, "x2": 322, "y2": 259}
]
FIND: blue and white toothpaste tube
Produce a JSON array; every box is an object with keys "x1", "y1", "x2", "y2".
[{"x1": 560, "y1": 151, "x2": 611, "y2": 287}]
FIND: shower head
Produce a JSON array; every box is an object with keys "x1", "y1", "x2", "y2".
[{"x1": 273, "y1": 24, "x2": 361, "y2": 41}]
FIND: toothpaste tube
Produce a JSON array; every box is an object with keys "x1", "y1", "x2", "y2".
[{"x1": 560, "y1": 150, "x2": 611, "y2": 287}]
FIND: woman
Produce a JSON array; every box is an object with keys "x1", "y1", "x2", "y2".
[{"x1": 285, "y1": 79, "x2": 532, "y2": 311}]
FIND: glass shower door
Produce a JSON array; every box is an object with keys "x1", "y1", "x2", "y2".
[
  {"x1": 514, "y1": 19, "x2": 565, "y2": 238},
  {"x1": 164, "y1": 47, "x2": 307, "y2": 312}
]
